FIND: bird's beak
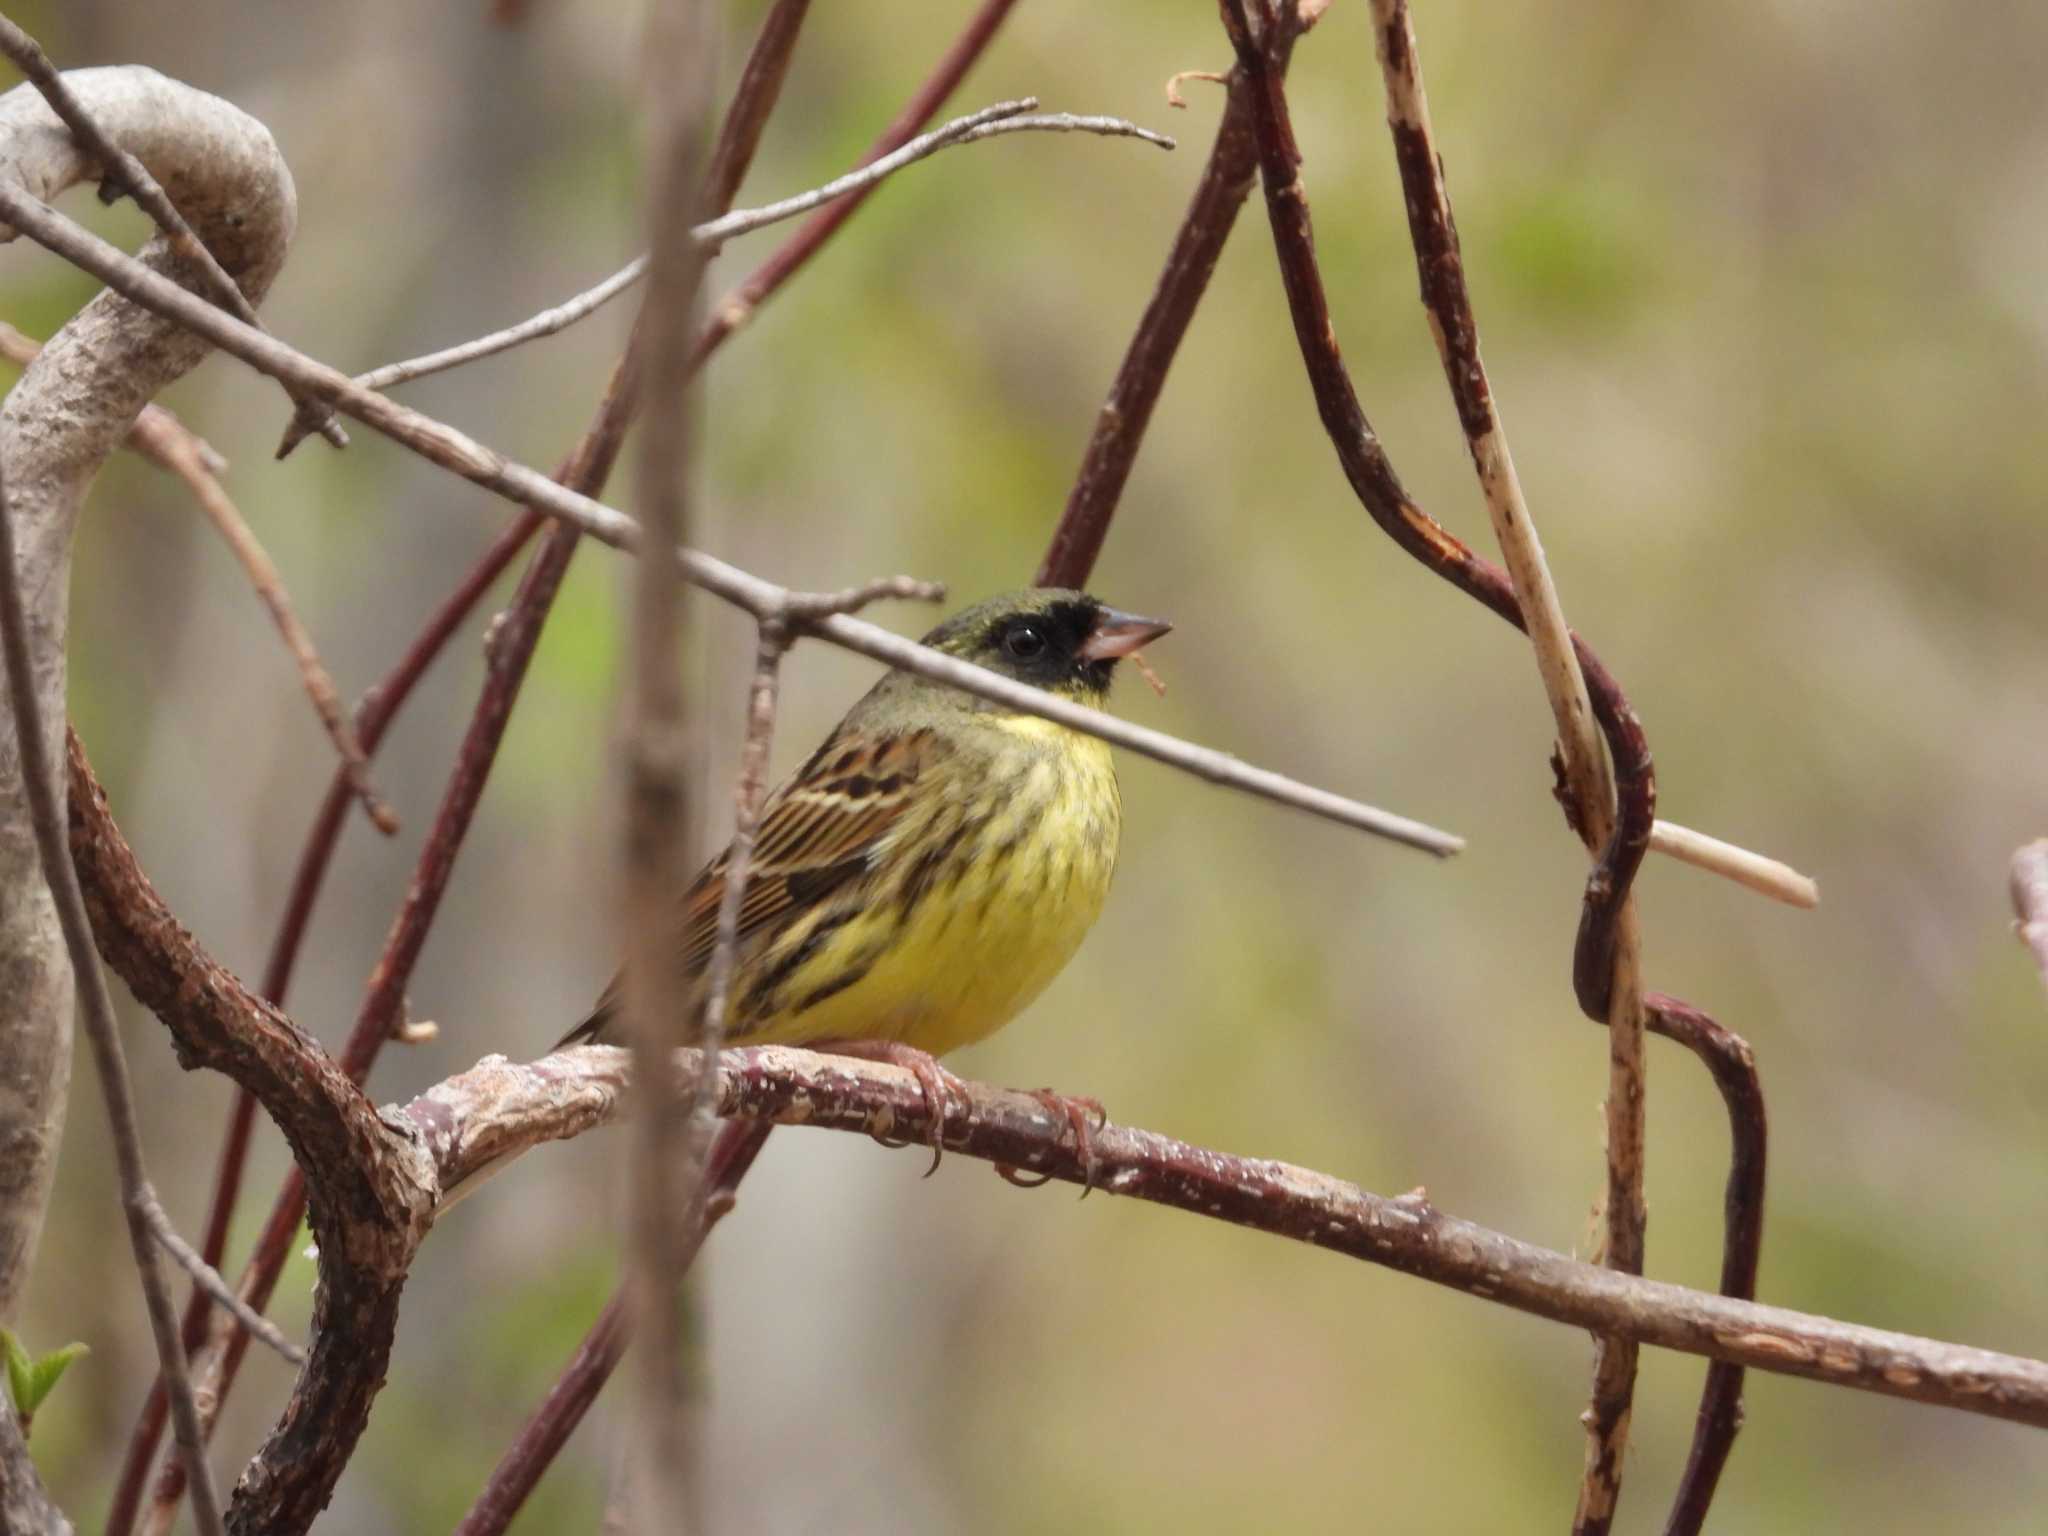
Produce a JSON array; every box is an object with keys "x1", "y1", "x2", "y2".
[{"x1": 1076, "y1": 607, "x2": 1173, "y2": 662}]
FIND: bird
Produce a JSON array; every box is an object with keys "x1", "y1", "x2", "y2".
[{"x1": 560, "y1": 587, "x2": 1171, "y2": 1173}]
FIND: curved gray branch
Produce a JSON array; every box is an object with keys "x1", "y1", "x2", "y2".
[{"x1": 0, "y1": 66, "x2": 295, "y2": 1321}]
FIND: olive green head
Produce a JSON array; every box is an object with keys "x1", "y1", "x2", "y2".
[{"x1": 918, "y1": 588, "x2": 1172, "y2": 704}]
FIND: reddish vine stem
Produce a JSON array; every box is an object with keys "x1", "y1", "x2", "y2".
[
  {"x1": 451, "y1": 1120, "x2": 772, "y2": 1536},
  {"x1": 688, "y1": 0, "x2": 1021, "y2": 364},
  {"x1": 703, "y1": 0, "x2": 811, "y2": 215},
  {"x1": 1037, "y1": 6, "x2": 1312, "y2": 588},
  {"x1": 1644, "y1": 995, "x2": 1766, "y2": 1533},
  {"x1": 104, "y1": 503, "x2": 547, "y2": 1536},
  {"x1": 1213, "y1": 3, "x2": 1763, "y2": 1529}
]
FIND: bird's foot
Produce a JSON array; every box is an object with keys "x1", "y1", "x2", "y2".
[
  {"x1": 818, "y1": 1039, "x2": 966, "y2": 1177},
  {"x1": 997, "y1": 1090, "x2": 1108, "y2": 1196}
]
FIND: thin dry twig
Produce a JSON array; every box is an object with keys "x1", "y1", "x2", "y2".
[
  {"x1": 689, "y1": 100, "x2": 1174, "y2": 248},
  {"x1": 0, "y1": 464, "x2": 227, "y2": 1536},
  {"x1": 332, "y1": 259, "x2": 648, "y2": 410},
  {"x1": 0, "y1": 16, "x2": 346, "y2": 450},
  {"x1": 138, "y1": 413, "x2": 396, "y2": 832},
  {"x1": 277, "y1": 98, "x2": 1172, "y2": 457},
  {"x1": 691, "y1": 0, "x2": 1022, "y2": 357},
  {"x1": 2012, "y1": 839, "x2": 2048, "y2": 998},
  {"x1": 0, "y1": 323, "x2": 394, "y2": 832},
  {"x1": 139, "y1": 1193, "x2": 302, "y2": 1367}
]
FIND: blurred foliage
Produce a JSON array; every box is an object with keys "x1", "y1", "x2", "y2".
[{"x1": 7, "y1": 0, "x2": 2048, "y2": 1531}]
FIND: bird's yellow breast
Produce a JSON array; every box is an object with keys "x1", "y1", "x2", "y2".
[{"x1": 735, "y1": 721, "x2": 1120, "y2": 1057}]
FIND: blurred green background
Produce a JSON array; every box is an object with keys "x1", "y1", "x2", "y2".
[{"x1": 8, "y1": 0, "x2": 2048, "y2": 1530}]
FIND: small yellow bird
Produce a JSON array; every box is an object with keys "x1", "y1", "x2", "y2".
[{"x1": 562, "y1": 587, "x2": 1170, "y2": 1159}]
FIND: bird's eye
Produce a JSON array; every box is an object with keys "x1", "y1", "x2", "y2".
[{"x1": 1003, "y1": 622, "x2": 1048, "y2": 661}]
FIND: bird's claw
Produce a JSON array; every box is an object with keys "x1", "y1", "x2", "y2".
[
  {"x1": 1028, "y1": 1088, "x2": 1107, "y2": 1197},
  {"x1": 825, "y1": 1040, "x2": 967, "y2": 1176}
]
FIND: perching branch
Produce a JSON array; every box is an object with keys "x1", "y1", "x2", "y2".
[{"x1": 391, "y1": 1042, "x2": 2048, "y2": 1430}]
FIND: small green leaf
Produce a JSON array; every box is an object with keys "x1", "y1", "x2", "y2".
[
  {"x1": 0, "y1": 1329, "x2": 88, "y2": 1429},
  {"x1": 23, "y1": 1342, "x2": 87, "y2": 1414},
  {"x1": 1, "y1": 1328, "x2": 32, "y2": 1417}
]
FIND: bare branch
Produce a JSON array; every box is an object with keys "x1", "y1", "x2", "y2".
[
  {"x1": 337, "y1": 259, "x2": 648, "y2": 409},
  {"x1": 1650, "y1": 820, "x2": 1819, "y2": 909},
  {"x1": 139, "y1": 1195, "x2": 303, "y2": 1367},
  {"x1": 393, "y1": 1042, "x2": 2048, "y2": 1431},
  {"x1": 0, "y1": 19, "x2": 344, "y2": 449},
  {"x1": 0, "y1": 461, "x2": 227, "y2": 1533},
  {"x1": 278, "y1": 98, "x2": 1171, "y2": 454},
  {"x1": 67, "y1": 729, "x2": 437, "y2": 1535},
  {"x1": 691, "y1": 100, "x2": 1173, "y2": 248}
]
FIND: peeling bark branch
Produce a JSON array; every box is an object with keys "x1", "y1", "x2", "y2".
[
  {"x1": 0, "y1": 1392, "x2": 70, "y2": 1535},
  {"x1": 0, "y1": 64, "x2": 296, "y2": 1325}
]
